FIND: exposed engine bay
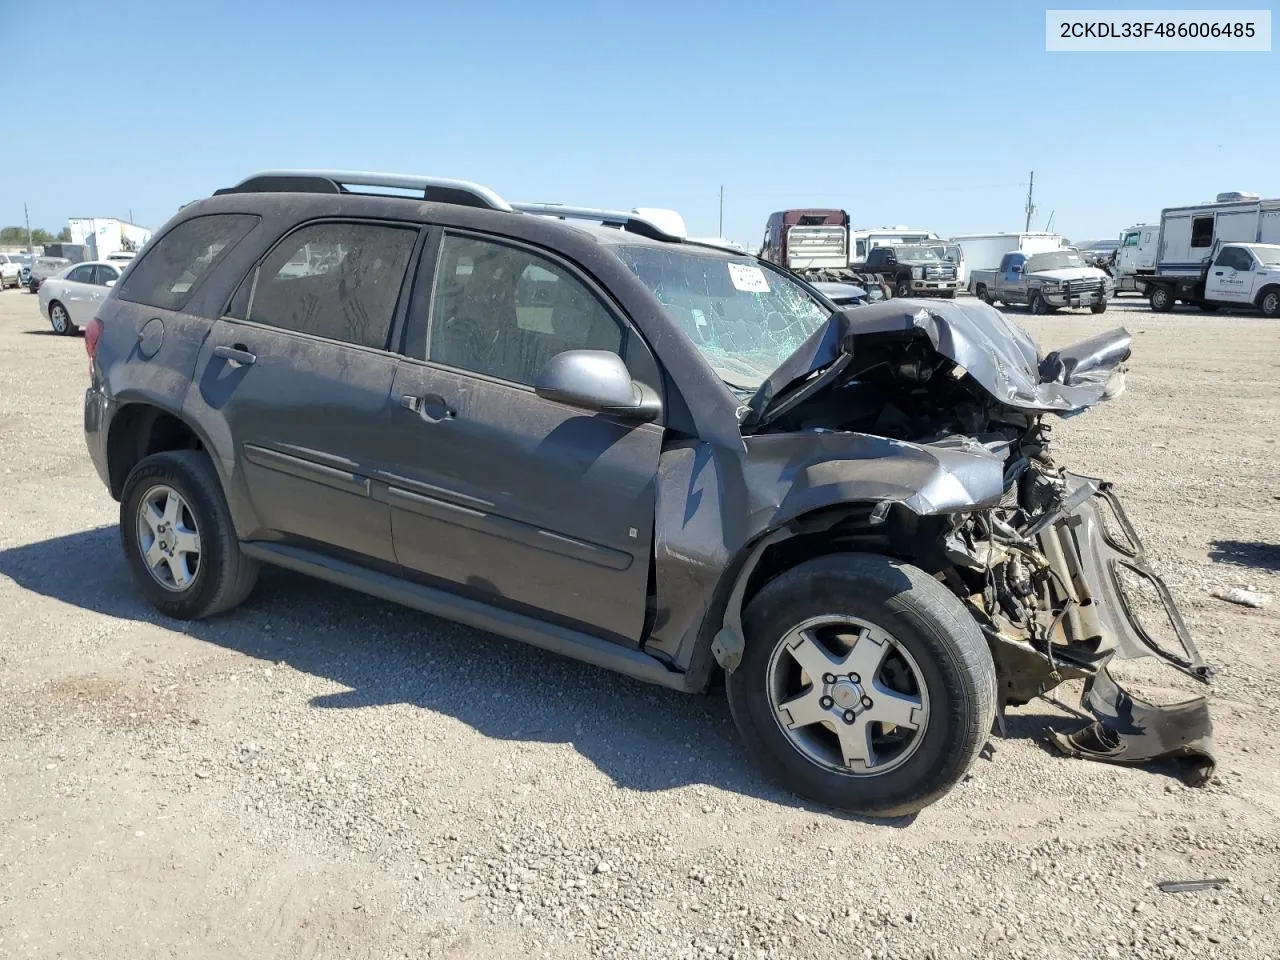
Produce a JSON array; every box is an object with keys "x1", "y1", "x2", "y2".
[{"x1": 741, "y1": 299, "x2": 1215, "y2": 781}]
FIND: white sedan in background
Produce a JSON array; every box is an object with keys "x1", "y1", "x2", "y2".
[{"x1": 38, "y1": 261, "x2": 127, "y2": 335}]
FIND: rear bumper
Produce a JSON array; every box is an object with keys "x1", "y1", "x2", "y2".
[{"x1": 84, "y1": 385, "x2": 112, "y2": 491}]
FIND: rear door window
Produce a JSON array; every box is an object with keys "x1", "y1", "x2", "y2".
[
  {"x1": 240, "y1": 221, "x2": 418, "y2": 350},
  {"x1": 117, "y1": 214, "x2": 259, "y2": 311}
]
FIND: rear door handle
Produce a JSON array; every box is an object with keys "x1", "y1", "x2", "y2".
[{"x1": 213, "y1": 343, "x2": 256, "y2": 366}]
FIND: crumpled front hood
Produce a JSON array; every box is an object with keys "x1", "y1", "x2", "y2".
[
  {"x1": 748, "y1": 298, "x2": 1131, "y2": 420},
  {"x1": 1029, "y1": 266, "x2": 1110, "y2": 282}
]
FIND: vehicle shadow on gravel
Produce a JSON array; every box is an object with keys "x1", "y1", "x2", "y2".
[
  {"x1": 1210, "y1": 539, "x2": 1280, "y2": 573},
  {"x1": 0, "y1": 526, "x2": 915, "y2": 825}
]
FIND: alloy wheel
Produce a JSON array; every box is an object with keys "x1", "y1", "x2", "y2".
[
  {"x1": 765, "y1": 614, "x2": 930, "y2": 776},
  {"x1": 135, "y1": 484, "x2": 202, "y2": 592}
]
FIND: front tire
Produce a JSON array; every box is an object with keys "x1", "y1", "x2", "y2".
[
  {"x1": 120, "y1": 450, "x2": 259, "y2": 619},
  {"x1": 1090, "y1": 300, "x2": 1108, "y2": 314},
  {"x1": 726, "y1": 553, "x2": 996, "y2": 817},
  {"x1": 1030, "y1": 292, "x2": 1050, "y2": 315},
  {"x1": 1259, "y1": 289, "x2": 1280, "y2": 318},
  {"x1": 49, "y1": 301, "x2": 77, "y2": 335},
  {"x1": 894, "y1": 277, "x2": 911, "y2": 298}
]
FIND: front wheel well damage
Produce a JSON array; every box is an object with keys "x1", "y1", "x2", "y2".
[
  {"x1": 106, "y1": 404, "x2": 204, "y2": 499},
  {"x1": 704, "y1": 501, "x2": 948, "y2": 676}
]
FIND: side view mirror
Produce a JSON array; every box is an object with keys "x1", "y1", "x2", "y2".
[
  {"x1": 1011, "y1": 264, "x2": 1022, "y2": 273},
  {"x1": 535, "y1": 350, "x2": 661, "y2": 422},
  {"x1": 105, "y1": 279, "x2": 116, "y2": 287}
]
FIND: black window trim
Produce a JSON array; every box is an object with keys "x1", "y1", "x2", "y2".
[
  {"x1": 221, "y1": 215, "x2": 426, "y2": 355},
  {"x1": 400, "y1": 225, "x2": 662, "y2": 404},
  {"x1": 117, "y1": 212, "x2": 260, "y2": 313}
]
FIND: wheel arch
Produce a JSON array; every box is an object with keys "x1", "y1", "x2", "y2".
[
  {"x1": 106, "y1": 402, "x2": 211, "y2": 500},
  {"x1": 691, "y1": 500, "x2": 949, "y2": 685},
  {"x1": 1255, "y1": 282, "x2": 1280, "y2": 307}
]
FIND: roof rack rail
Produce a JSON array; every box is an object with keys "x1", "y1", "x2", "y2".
[
  {"x1": 511, "y1": 203, "x2": 687, "y2": 242},
  {"x1": 213, "y1": 169, "x2": 514, "y2": 212},
  {"x1": 213, "y1": 171, "x2": 688, "y2": 242}
]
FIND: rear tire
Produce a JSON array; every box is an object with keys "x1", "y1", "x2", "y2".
[
  {"x1": 120, "y1": 450, "x2": 259, "y2": 619},
  {"x1": 975, "y1": 284, "x2": 993, "y2": 305},
  {"x1": 1149, "y1": 285, "x2": 1175, "y2": 312},
  {"x1": 726, "y1": 553, "x2": 996, "y2": 817},
  {"x1": 1259, "y1": 289, "x2": 1280, "y2": 318}
]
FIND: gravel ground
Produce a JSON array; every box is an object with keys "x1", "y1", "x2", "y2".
[{"x1": 1, "y1": 289, "x2": 1278, "y2": 959}]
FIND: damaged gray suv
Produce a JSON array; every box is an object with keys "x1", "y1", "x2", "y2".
[{"x1": 84, "y1": 171, "x2": 1214, "y2": 816}]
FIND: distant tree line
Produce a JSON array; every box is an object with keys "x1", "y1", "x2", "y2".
[{"x1": 0, "y1": 225, "x2": 73, "y2": 245}]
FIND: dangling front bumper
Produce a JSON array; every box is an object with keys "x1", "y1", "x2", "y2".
[{"x1": 1039, "y1": 473, "x2": 1215, "y2": 783}]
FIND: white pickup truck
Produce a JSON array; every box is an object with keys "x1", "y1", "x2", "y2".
[
  {"x1": 1142, "y1": 242, "x2": 1280, "y2": 317},
  {"x1": 969, "y1": 249, "x2": 1113, "y2": 314}
]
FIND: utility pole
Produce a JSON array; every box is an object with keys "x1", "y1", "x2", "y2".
[
  {"x1": 718, "y1": 185, "x2": 724, "y2": 238},
  {"x1": 1024, "y1": 171, "x2": 1035, "y2": 232},
  {"x1": 23, "y1": 202, "x2": 31, "y2": 252}
]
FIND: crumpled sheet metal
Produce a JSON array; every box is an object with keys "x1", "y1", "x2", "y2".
[
  {"x1": 748, "y1": 298, "x2": 1132, "y2": 420},
  {"x1": 1049, "y1": 667, "x2": 1216, "y2": 786}
]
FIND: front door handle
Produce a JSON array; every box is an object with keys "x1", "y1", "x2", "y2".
[
  {"x1": 401, "y1": 393, "x2": 455, "y2": 422},
  {"x1": 213, "y1": 343, "x2": 257, "y2": 366}
]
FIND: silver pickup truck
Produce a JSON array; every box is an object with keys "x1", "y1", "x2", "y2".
[{"x1": 971, "y1": 250, "x2": 1113, "y2": 314}]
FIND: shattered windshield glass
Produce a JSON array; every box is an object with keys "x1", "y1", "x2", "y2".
[{"x1": 613, "y1": 245, "x2": 831, "y2": 391}]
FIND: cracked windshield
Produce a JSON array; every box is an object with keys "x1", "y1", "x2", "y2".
[{"x1": 613, "y1": 245, "x2": 831, "y2": 391}]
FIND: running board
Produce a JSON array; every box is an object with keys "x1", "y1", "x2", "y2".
[{"x1": 239, "y1": 541, "x2": 693, "y2": 691}]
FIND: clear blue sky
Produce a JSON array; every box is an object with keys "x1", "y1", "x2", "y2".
[{"x1": 2, "y1": 0, "x2": 1275, "y2": 245}]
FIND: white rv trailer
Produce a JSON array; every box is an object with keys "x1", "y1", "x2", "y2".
[
  {"x1": 1151, "y1": 192, "x2": 1280, "y2": 277},
  {"x1": 848, "y1": 227, "x2": 939, "y2": 262}
]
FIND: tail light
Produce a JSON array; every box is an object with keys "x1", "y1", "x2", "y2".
[{"x1": 86, "y1": 316, "x2": 104, "y2": 375}]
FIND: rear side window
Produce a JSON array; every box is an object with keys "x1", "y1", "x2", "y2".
[
  {"x1": 117, "y1": 214, "x2": 258, "y2": 311},
  {"x1": 242, "y1": 221, "x2": 417, "y2": 349}
]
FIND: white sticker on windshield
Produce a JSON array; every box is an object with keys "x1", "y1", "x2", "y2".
[{"x1": 727, "y1": 262, "x2": 770, "y2": 293}]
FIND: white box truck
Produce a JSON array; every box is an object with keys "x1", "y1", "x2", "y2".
[
  {"x1": 67, "y1": 218, "x2": 153, "y2": 262},
  {"x1": 950, "y1": 233, "x2": 1066, "y2": 293},
  {"x1": 1142, "y1": 192, "x2": 1280, "y2": 278},
  {"x1": 1136, "y1": 192, "x2": 1280, "y2": 315}
]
